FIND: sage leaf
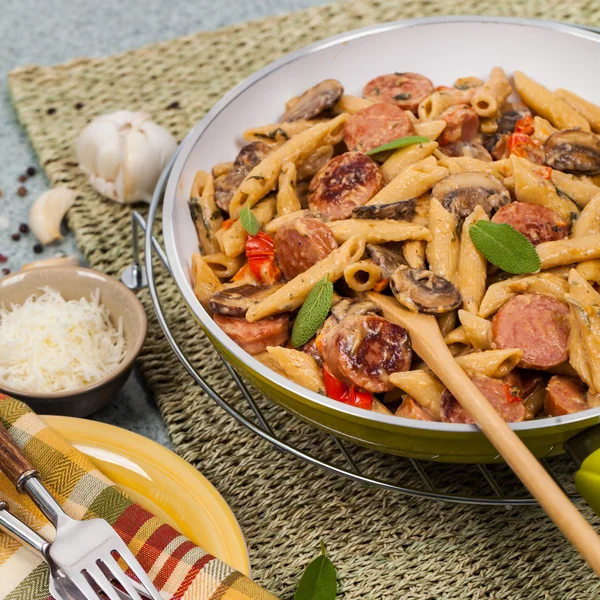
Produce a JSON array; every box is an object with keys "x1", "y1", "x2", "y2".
[
  {"x1": 294, "y1": 542, "x2": 337, "y2": 600},
  {"x1": 469, "y1": 220, "x2": 541, "y2": 275},
  {"x1": 365, "y1": 135, "x2": 430, "y2": 156},
  {"x1": 240, "y1": 206, "x2": 260, "y2": 236},
  {"x1": 291, "y1": 276, "x2": 333, "y2": 348}
]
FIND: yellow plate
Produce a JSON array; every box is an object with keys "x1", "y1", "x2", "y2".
[{"x1": 42, "y1": 416, "x2": 250, "y2": 576}]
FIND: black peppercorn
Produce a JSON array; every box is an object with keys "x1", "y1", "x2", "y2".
[
  {"x1": 26, "y1": 166, "x2": 37, "y2": 177},
  {"x1": 167, "y1": 101, "x2": 180, "y2": 109},
  {"x1": 11, "y1": 233, "x2": 20, "y2": 241},
  {"x1": 33, "y1": 243, "x2": 43, "y2": 254},
  {"x1": 47, "y1": 107, "x2": 56, "y2": 115},
  {"x1": 1, "y1": 268, "x2": 10, "y2": 276},
  {"x1": 74, "y1": 102, "x2": 84, "y2": 110},
  {"x1": 19, "y1": 223, "x2": 29, "y2": 234}
]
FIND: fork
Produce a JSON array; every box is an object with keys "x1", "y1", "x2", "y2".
[
  {"x1": 0, "y1": 423, "x2": 163, "y2": 600},
  {"x1": 0, "y1": 501, "x2": 149, "y2": 600}
]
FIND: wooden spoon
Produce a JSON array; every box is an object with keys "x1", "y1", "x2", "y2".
[{"x1": 367, "y1": 292, "x2": 600, "y2": 575}]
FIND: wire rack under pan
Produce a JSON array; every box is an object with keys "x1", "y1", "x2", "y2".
[{"x1": 121, "y1": 159, "x2": 581, "y2": 508}]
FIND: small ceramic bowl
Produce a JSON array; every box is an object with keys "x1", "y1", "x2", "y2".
[{"x1": 0, "y1": 266, "x2": 147, "y2": 417}]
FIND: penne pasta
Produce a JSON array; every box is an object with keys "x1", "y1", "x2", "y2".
[
  {"x1": 189, "y1": 171, "x2": 223, "y2": 255},
  {"x1": 296, "y1": 145, "x2": 333, "y2": 181},
  {"x1": 343, "y1": 261, "x2": 382, "y2": 292},
  {"x1": 455, "y1": 349, "x2": 523, "y2": 378},
  {"x1": 537, "y1": 235, "x2": 600, "y2": 269},
  {"x1": 327, "y1": 220, "x2": 431, "y2": 244},
  {"x1": 458, "y1": 310, "x2": 492, "y2": 350},
  {"x1": 201, "y1": 253, "x2": 245, "y2": 279},
  {"x1": 254, "y1": 351, "x2": 288, "y2": 377},
  {"x1": 458, "y1": 205, "x2": 488, "y2": 314},
  {"x1": 555, "y1": 88, "x2": 600, "y2": 133},
  {"x1": 576, "y1": 260, "x2": 600, "y2": 284},
  {"x1": 436, "y1": 156, "x2": 510, "y2": 179},
  {"x1": 426, "y1": 197, "x2": 459, "y2": 285},
  {"x1": 388, "y1": 370, "x2": 444, "y2": 420},
  {"x1": 551, "y1": 170, "x2": 600, "y2": 208},
  {"x1": 511, "y1": 156, "x2": 579, "y2": 222},
  {"x1": 276, "y1": 161, "x2": 301, "y2": 216},
  {"x1": 264, "y1": 209, "x2": 311, "y2": 234},
  {"x1": 478, "y1": 273, "x2": 569, "y2": 318},
  {"x1": 514, "y1": 71, "x2": 590, "y2": 131},
  {"x1": 333, "y1": 95, "x2": 374, "y2": 115},
  {"x1": 190, "y1": 253, "x2": 223, "y2": 310},
  {"x1": 266, "y1": 346, "x2": 325, "y2": 394},
  {"x1": 471, "y1": 67, "x2": 512, "y2": 117},
  {"x1": 212, "y1": 161, "x2": 234, "y2": 178},
  {"x1": 437, "y1": 311, "x2": 457, "y2": 338},
  {"x1": 230, "y1": 114, "x2": 348, "y2": 218},
  {"x1": 246, "y1": 236, "x2": 365, "y2": 322},
  {"x1": 402, "y1": 194, "x2": 430, "y2": 269},
  {"x1": 418, "y1": 89, "x2": 470, "y2": 121},
  {"x1": 215, "y1": 197, "x2": 277, "y2": 258},
  {"x1": 413, "y1": 119, "x2": 447, "y2": 140},
  {"x1": 444, "y1": 326, "x2": 469, "y2": 346},
  {"x1": 531, "y1": 116, "x2": 558, "y2": 144},
  {"x1": 371, "y1": 398, "x2": 393, "y2": 415},
  {"x1": 572, "y1": 195, "x2": 600, "y2": 238},
  {"x1": 380, "y1": 141, "x2": 439, "y2": 183},
  {"x1": 242, "y1": 120, "x2": 326, "y2": 145}
]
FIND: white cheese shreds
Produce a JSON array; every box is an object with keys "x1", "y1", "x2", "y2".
[{"x1": 0, "y1": 287, "x2": 126, "y2": 393}]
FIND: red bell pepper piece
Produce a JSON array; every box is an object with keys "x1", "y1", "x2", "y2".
[
  {"x1": 245, "y1": 231, "x2": 281, "y2": 285},
  {"x1": 514, "y1": 115, "x2": 534, "y2": 135},
  {"x1": 507, "y1": 133, "x2": 544, "y2": 164},
  {"x1": 504, "y1": 384, "x2": 522, "y2": 403},
  {"x1": 322, "y1": 366, "x2": 373, "y2": 411}
]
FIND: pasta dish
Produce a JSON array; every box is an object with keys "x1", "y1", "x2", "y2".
[{"x1": 187, "y1": 67, "x2": 600, "y2": 424}]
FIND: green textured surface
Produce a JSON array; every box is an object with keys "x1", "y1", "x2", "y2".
[{"x1": 8, "y1": 0, "x2": 600, "y2": 597}]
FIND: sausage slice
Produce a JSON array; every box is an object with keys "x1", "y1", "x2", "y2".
[
  {"x1": 343, "y1": 104, "x2": 415, "y2": 154},
  {"x1": 308, "y1": 152, "x2": 384, "y2": 220},
  {"x1": 215, "y1": 313, "x2": 290, "y2": 355},
  {"x1": 441, "y1": 374, "x2": 526, "y2": 423},
  {"x1": 491, "y1": 293, "x2": 570, "y2": 369},
  {"x1": 274, "y1": 217, "x2": 338, "y2": 280},
  {"x1": 491, "y1": 202, "x2": 569, "y2": 246},
  {"x1": 363, "y1": 73, "x2": 435, "y2": 113},
  {"x1": 439, "y1": 104, "x2": 480, "y2": 145},
  {"x1": 321, "y1": 314, "x2": 412, "y2": 393},
  {"x1": 545, "y1": 375, "x2": 587, "y2": 416}
]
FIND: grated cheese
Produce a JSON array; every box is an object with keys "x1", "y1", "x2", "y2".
[{"x1": 0, "y1": 287, "x2": 126, "y2": 393}]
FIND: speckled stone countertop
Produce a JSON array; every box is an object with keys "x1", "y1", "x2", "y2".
[{"x1": 0, "y1": 0, "x2": 326, "y2": 446}]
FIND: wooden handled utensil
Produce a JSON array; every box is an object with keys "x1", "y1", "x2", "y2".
[{"x1": 367, "y1": 292, "x2": 600, "y2": 576}]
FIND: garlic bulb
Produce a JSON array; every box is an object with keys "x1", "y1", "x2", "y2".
[
  {"x1": 76, "y1": 110, "x2": 177, "y2": 204},
  {"x1": 29, "y1": 187, "x2": 77, "y2": 245}
]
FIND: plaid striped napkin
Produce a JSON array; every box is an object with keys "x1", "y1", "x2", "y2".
[{"x1": 0, "y1": 396, "x2": 278, "y2": 600}]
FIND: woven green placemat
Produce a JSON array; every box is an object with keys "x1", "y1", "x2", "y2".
[{"x1": 8, "y1": 0, "x2": 600, "y2": 597}]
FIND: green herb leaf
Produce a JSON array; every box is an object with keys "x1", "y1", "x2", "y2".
[
  {"x1": 469, "y1": 220, "x2": 541, "y2": 275},
  {"x1": 365, "y1": 135, "x2": 430, "y2": 156},
  {"x1": 291, "y1": 276, "x2": 333, "y2": 348},
  {"x1": 239, "y1": 206, "x2": 260, "y2": 236},
  {"x1": 294, "y1": 542, "x2": 337, "y2": 600}
]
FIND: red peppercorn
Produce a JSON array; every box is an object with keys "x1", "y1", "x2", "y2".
[
  {"x1": 33, "y1": 243, "x2": 43, "y2": 254},
  {"x1": 11, "y1": 233, "x2": 20, "y2": 241},
  {"x1": 0, "y1": 254, "x2": 7, "y2": 263},
  {"x1": 1, "y1": 268, "x2": 10, "y2": 276},
  {"x1": 17, "y1": 186, "x2": 27, "y2": 197},
  {"x1": 19, "y1": 223, "x2": 29, "y2": 233},
  {"x1": 18, "y1": 174, "x2": 27, "y2": 183},
  {"x1": 26, "y1": 167, "x2": 37, "y2": 176}
]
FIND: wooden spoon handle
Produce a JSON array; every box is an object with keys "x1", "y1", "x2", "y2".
[
  {"x1": 0, "y1": 422, "x2": 39, "y2": 491},
  {"x1": 368, "y1": 293, "x2": 600, "y2": 576}
]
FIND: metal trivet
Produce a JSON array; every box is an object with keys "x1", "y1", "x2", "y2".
[{"x1": 121, "y1": 158, "x2": 581, "y2": 507}]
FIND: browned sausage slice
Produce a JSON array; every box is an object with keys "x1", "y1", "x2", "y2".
[
  {"x1": 491, "y1": 202, "x2": 569, "y2": 246},
  {"x1": 274, "y1": 217, "x2": 338, "y2": 279},
  {"x1": 214, "y1": 141, "x2": 271, "y2": 212},
  {"x1": 545, "y1": 375, "x2": 587, "y2": 416},
  {"x1": 441, "y1": 374, "x2": 526, "y2": 423},
  {"x1": 395, "y1": 396, "x2": 438, "y2": 421},
  {"x1": 440, "y1": 104, "x2": 480, "y2": 145},
  {"x1": 491, "y1": 293, "x2": 570, "y2": 369},
  {"x1": 215, "y1": 313, "x2": 290, "y2": 355},
  {"x1": 363, "y1": 73, "x2": 435, "y2": 113},
  {"x1": 343, "y1": 104, "x2": 415, "y2": 154},
  {"x1": 321, "y1": 314, "x2": 412, "y2": 393},
  {"x1": 308, "y1": 152, "x2": 384, "y2": 220}
]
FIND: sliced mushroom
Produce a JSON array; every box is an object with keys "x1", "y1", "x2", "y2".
[
  {"x1": 497, "y1": 105, "x2": 532, "y2": 134},
  {"x1": 366, "y1": 244, "x2": 406, "y2": 277},
  {"x1": 209, "y1": 283, "x2": 283, "y2": 317},
  {"x1": 432, "y1": 172, "x2": 511, "y2": 222},
  {"x1": 544, "y1": 129, "x2": 600, "y2": 175},
  {"x1": 390, "y1": 265, "x2": 462, "y2": 314},
  {"x1": 214, "y1": 142, "x2": 272, "y2": 212},
  {"x1": 438, "y1": 141, "x2": 492, "y2": 161},
  {"x1": 352, "y1": 197, "x2": 417, "y2": 220},
  {"x1": 330, "y1": 297, "x2": 381, "y2": 321},
  {"x1": 281, "y1": 79, "x2": 344, "y2": 122}
]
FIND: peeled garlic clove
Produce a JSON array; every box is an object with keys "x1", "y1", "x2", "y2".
[
  {"x1": 29, "y1": 187, "x2": 77, "y2": 245},
  {"x1": 76, "y1": 110, "x2": 177, "y2": 204}
]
